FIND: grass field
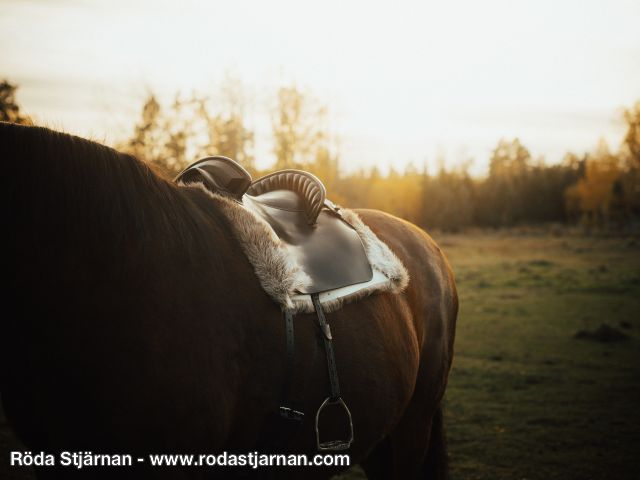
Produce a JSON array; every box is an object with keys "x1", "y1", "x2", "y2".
[
  {"x1": 337, "y1": 230, "x2": 640, "y2": 480},
  {"x1": 2, "y1": 231, "x2": 640, "y2": 479},
  {"x1": 437, "y1": 229, "x2": 640, "y2": 480}
]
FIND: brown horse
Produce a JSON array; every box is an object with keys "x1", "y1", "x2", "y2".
[{"x1": 1, "y1": 122, "x2": 457, "y2": 479}]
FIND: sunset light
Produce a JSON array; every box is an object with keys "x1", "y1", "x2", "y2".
[
  {"x1": 2, "y1": 0, "x2": 639, "y2": 173},
  {"x1": 2, "y1": 2, "x2": 640, "y2": 479}
]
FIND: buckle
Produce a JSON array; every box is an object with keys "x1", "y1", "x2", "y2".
[
  {"x1": 315, "y1": 397, "x2": 354, "y2": 451},
  {"x1": 279, "y1": 406, "x2": 305, "y2": 422}
]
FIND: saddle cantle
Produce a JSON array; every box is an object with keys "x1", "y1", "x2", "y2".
[
  {"x1": 175, "y1": 156, "x2": 252, "y2": 200},
  {"x1": 247, "y1": 169, "x2": 326, "y2": 225},
  {"x1": 176, "y1": 156, "x2": 373, "y2": 294}
]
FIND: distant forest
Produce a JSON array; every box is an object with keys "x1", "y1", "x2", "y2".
[{"x1": 2, "y1": 78, "x2": 639, "y2": 230}]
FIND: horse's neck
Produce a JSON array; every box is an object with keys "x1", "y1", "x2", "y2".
[
  {"x1": 6, "y1": 125, "x2": 184, "y2": 277},
  {"x1": 4, "y1": 123, "x2": 264, "y2": 321}
]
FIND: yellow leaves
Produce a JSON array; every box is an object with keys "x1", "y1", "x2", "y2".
[
  {"x1": 571, "y1": 140, "x2": 623, "y2": 220},
  {"x1": 272, "y1": 85, "x2": 327, "y2": 171},
  {"x1": 623, "y1": 101, "x2": 640, "y2": 166},
  {"x1": 0, "y1": 79, "x2": 32, "y2": 125}
]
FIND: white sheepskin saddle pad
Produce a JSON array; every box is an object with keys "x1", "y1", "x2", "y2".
[{"x1": 200, "y1": 189, "x2": 409, "y2": 313}]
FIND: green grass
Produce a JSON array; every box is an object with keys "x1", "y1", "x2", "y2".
[{"x1": 437, "y1": 231, "x2": 640, "y2": 480}]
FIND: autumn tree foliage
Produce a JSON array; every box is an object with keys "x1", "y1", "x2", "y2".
[
  {"x1": 197, "y1": 77, "x2": 255, "y2": 171},
  {"x1": 565, "y1": 141, "x2": 624, "y2": 226},
  {"x1": 620, "y1": 101, "x2": 640, "y2": 216},
  {"x1": 121, "y1": 85, "x2": 635, "y2": 230},
  {"x1": 563, "y1": 103, "x2": 640, "y2": 226},
  {"x1": 5, "y1": 77, "x2": 640, "y2": 230},
  {"x1": 272, "y1": 86, "x2": 324, "y2": 170},
  {"x1": 269, "y1": 85, "x2": 341, "y2": 198},
  {"x1": 119, "y1": 77, "x2": 255, "y2": 178},
  {"x1": 0, "y1": 79, "x2": 32, "y2": 125}
]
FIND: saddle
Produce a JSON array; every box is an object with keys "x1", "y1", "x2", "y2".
[
  {"x1": 177, "y1": 156, "x2": 367, "y2": 451},
  {"x1": 176, "y1": 156, "x2": 373, "y2": 294}
]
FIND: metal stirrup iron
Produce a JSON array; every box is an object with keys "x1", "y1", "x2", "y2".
[{"x1": 312, "y1": 294, "x2": 354, "y2": 451}]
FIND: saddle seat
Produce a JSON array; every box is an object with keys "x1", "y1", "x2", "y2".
[{"x1": 176, "y1": 157, "x2": 373, "y2": 294}]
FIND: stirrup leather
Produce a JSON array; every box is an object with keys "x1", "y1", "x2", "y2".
[{"x1": 312, "y1": 293, "x2": 354, "y2": 451}]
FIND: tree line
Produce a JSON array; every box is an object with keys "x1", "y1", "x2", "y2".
[{"x1": 2, "y1": 78, "x2": 639, "y2": 230}]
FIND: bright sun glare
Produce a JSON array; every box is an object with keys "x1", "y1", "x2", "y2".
[{"x1": 1, "y1": 0, "x2": 639, "y2": 174}]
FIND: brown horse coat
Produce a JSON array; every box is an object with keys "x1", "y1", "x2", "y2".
[{"x1": 1, "y1": 122, "x2": 457, "y2": 479}]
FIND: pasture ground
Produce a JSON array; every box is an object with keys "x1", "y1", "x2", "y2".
[
  {"x1": 339, "y1": 229, "x2": 640, "y2": 479},
  {"x1": 435, "y1": 229, "x2": 640, "y2": 480},
  {"x1": 2, "y1": 230, "x2": 640, "y2": 479}
]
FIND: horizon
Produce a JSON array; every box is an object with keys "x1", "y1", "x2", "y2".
[{"x1": 1, "y1": 0, "x2": 639, "y2": 175}]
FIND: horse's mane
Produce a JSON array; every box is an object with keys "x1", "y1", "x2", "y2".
[{"x1": 3, "y1": 122, "x2": 221, "y2": 265}]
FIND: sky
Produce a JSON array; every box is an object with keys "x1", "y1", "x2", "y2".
[{"x1": 1, "y1": 0, "x2": 639, "y2": 175}]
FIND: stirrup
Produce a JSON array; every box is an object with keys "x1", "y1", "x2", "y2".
[{"x1": 315, "y1": 397, "x2": 354, "y2": 451}]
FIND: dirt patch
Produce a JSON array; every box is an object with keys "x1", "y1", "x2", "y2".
[{"x1": 574, "y1": 324, "x2": 630, "y2": 343}]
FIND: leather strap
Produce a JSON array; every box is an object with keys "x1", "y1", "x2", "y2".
[
  {"x1": 312, "y1": 294, "x2": 341, "y2": 401},
  {"x1": 255, "y1": 310, "x2": 304, "y2": 459},
  {"x1": 279, "y1": 309, "x2": 304, "y2": 421}
]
